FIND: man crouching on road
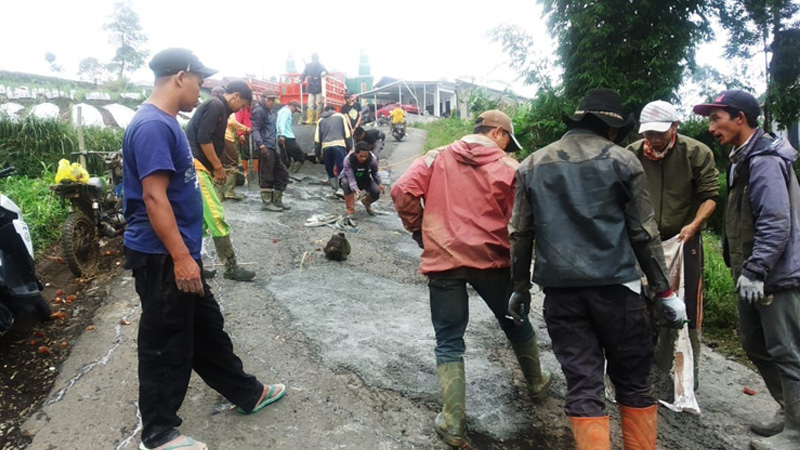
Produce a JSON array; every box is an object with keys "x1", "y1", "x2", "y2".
[
  {"x1": 391, "y1": 110, "x2": 551, "y2": 448},
  {"x1": 123, "y1": 48, "x2": 285, "y2": 450},
  {"x1": 509, "y1": 89, "x2": 687, "y2": 450},
  {"x1": 694, "y1": 90, "x2": 800, "y2": 450}
]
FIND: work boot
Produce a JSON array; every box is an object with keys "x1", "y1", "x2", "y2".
[
  {"x1": 750, "y1": 380, "x2": 800, "y2": 450},
  {"x1": 511, "y1": 335, "x2": 553, "y2": 401},
  {"x1": 212, "y1": 235, "x2": 255, "y2": 281},
  {"x1": 511, "y1": 337, "x2": 552, "y2": 401},
  {"x1": 306, "y1": 108, "x2": 314, "y2": 124},
  {"x1": 362, "y1": 198, "x2": 375, "y2": 215},
  {"x1": 290, "y1": 160, "x2": 303, "y2": 173},
  {"x1": 202, "y1": 268, "x2": 216, "y2": 279},
  {"x1": 434, "y1": 362, "x2": 467, "y2": 448},
  {"x1": 620, "y1": 404, "x2": 658, "y2": 450},
  {"x1": 224, "y1": 172, "x2": 243, "y2": 200},
  {"x1": 752, "y1": 408, "x2": 786, "y2": 437},
  {"x1": 569, "y1": 416, "x2": 610, "y2": 450},
  {"x1": 273, "y1": 190, "x2": 291, "y2": 211},
  {"x1": 261, "y1": 189, "x2": 282, "y2": 212},
  {"x1": 344, "y1": 194, "x2": 356, "y2": 216}
]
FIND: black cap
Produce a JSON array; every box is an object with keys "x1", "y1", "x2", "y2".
[
  {"x1": 149, "y1": 48, "x2": 218, "y2": 78},
  {"x1": 693, "y1": 90, "x2": 761, "y2": 120}
]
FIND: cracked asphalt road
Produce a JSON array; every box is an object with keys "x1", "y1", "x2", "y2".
[{"x1": 20, "y1": 124, "x2": 780, "y2": 449}]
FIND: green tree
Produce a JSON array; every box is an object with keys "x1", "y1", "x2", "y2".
[
  {"x1": 103, "y1": 2, "x2": 149, "y2": 80},
  {"x1": 77, "y1": 57, "x2": 108, "y2": 85},
  {"x1": 539, "y1": 0, "x2": 713, "y2": 111},
  {"x1": 44, "y1": 52, "x2": 63, "y2": 73},
  {"x1": 714, "y1": 0, "x2": 800, "y2": 130}
]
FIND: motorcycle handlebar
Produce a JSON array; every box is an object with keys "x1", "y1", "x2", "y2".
[{"x1": 0, "y1": 167, "x2": 16, "y2": 179}]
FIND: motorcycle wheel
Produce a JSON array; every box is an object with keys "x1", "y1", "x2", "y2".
[
  {"x1": 62, "y1": 212, "x2": 99, "y2": 278},
  {"x1": 393, "y1": 132, "x2": 404, "y2": 142}
]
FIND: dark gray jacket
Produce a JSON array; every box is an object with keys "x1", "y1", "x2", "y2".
[
  {"x1": 251, "y1": 103, "x2": 277, "y2": 150},
  {"x1": 725, "y1": 129, "x2": 800, "y2": 294},
  {"x1": 509, "y1": 129, "x2": 670, "y2": 293}
]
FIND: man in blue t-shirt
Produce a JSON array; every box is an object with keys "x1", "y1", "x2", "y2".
[{"x1": 123, "y1": 48, "x2": 285, "y2": 450}]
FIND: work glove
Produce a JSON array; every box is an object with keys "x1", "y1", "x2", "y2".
[
  {"x1": 659, "y1": 293, "x2": 688, "y2": 329},
  {"x1": 507, "y1": 291, "x2": 531, "y2": 326},
  {"x1": 736, "y1": 275, "x2": 765, "y2": 305},
  {"x1": 411, "y1": 230, "x2": 424, "y2": 249}
]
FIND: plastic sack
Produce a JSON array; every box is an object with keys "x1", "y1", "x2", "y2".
[
  {"x1": 54, "y1": 159, "x2": 89, "y2": 184},
  {"x1": 659, "y1": 235, "x2": 702, "y2": 415}
]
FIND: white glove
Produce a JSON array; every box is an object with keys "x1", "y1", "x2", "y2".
[
  {"x1": 659, "y1": 293, "x2": 688, "y2": 329},
  {"x1": 736, "y1": 275, "x2": 765, "y2": 305}
]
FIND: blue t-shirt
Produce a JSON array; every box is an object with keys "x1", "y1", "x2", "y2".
[{"x1": 122, "y1": 104, "x2": 203, "y2": 259}]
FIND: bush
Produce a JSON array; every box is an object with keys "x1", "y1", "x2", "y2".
[
  {"x1": 415, "y1": 116, "x2": 473, "y2": 152},
  {"x1": 0, "y1": 117, "x2": 123, "y2": 177},
  {"x1": 0, "y1": 170, "x2": 67, "y2": 252},
  {"x1": 702, "y1": 232, "x2": 738, "y2": 334}
]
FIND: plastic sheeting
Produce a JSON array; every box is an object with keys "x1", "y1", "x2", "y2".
[
  {"x1": 101, "y1": 103, "x2": 136, "y2": 129},
  {"x1": 31, "y1": 102, "x2": 60, "y2": 120},
  {"x1": 70, "y1": 103, "x2": 104, "y2": 128},
  {"x1": 659, "y1": 235, "x2": 702, "y2": 415},
  {"x1": 0, "y1": 103, "x2": 24, "y2": 121}
]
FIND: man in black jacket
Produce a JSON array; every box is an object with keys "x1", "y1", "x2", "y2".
[{"x1": 509, "y1": 89, "x2": 687, "y2": 449}]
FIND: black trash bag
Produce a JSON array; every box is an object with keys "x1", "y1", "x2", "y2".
[{"x1": 324, "y1": 232, "x2": 351, "y2": 261}]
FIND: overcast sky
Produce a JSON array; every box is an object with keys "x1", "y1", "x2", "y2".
[
  {"x1": 0, "y1": 0, "x2": 555, "y2": 97},
  {"x1": 0, "y1": 0, "x2": 760, "y2": 111}
]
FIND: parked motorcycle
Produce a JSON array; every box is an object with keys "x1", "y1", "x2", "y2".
[
  {"x1": 391, "y1": 122, "x2": 406, "y2": 142},
  {"x1": 51, "y1": 151, "x2": 125, "y2": 278},
  {"x1": 0, "y1": 167, "x2": 51, "y2": 336}
]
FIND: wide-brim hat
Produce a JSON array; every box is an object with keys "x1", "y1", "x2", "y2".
[{"x1": 563, "y1": 89, "x2": 635, "y2": 142}]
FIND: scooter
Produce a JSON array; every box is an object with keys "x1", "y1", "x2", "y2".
[
  {"x1": 0, "y1": 167, "x2": 51, "y2": 336},
  {"x1": 391, "y1": 122, "x2": 406, "y2": 142}
]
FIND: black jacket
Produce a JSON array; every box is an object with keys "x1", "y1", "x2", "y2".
[{"x1": 186, "y1": 97, "x2": 232, "y2": 172}]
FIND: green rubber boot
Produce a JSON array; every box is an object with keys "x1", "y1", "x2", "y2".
[
  {"x1": 213, "y1": 235, "x2": 255, "y2": 282},
  {"x1": 273, "y1": 190, "x2": 291, "y2": 211},
  {"x1": 435, "y1": 362, "x2": 467, "y2": 448},
  {"x1": 750, "y1": 380, "x2": 800, "y2": 450},
  {"x1": 511, "y1": 336, "x2": 552, "y2": 401},
  {"x1": 261, "y1": 189, "x2": 281, "y2": 212}
]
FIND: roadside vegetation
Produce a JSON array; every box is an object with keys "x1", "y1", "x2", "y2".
[{"x1": 0, "y1": 117, "x2": 123, "y2": 253}]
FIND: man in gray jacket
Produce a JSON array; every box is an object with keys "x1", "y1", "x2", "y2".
[
  {"x1": 509, "y1": 89, "x2": 687, "y2": 449},
  {"x1": 695, "y1": 90, "x2": 800, "y2": 450},
  {"x1": 314, "y1": 105, "x2": 352, "y2": 197}
]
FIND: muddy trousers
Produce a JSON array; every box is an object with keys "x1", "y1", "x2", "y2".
[
  {"x1": 321, "y1": 146, "x2": 347, "y2": 180},
  {"x1": 739, "y1": 288, "x2": 800, "y2": 405},
  {"x1": 279, "y1": 138, "x2": 305, "y2": 167},
  {"x1": 544, "y1": 285, "x2": 655, "y2": 417},
  {"x1": 258, "y1": 147, "x2": 289, "y2": 192},
  {"x1": 340, "y1": 178, "x2": 381, "y2": 201},
  {"x1": 428, "y1": 268, "x2": 535, "y2": 365},
  {"x1": 125, "y1": 248, "x2": 262, "y2": 449}
]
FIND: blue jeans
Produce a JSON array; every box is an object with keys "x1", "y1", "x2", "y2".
[
  {"x1": 428, "y1": 267, "x2": 534, "y2": 365},
  {"x1": 323, "y1": 146, "x2": 347, "y2": 179}
]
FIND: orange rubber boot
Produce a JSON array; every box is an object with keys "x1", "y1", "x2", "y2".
[
  {"x1": 241, "y1": 159, "x2": 249, "y2": 176},
  {"x1": 569, "y1": 416, "x2": 610, "y2": 450},
  {"x1": 344, "y1": 194, "x2": 356, "y2": 215},
  {"x1": 619, "y1": 405, "x2": 657, "y2": 450}
]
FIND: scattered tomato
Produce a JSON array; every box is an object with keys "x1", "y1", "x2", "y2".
[
  {"x1": 56, "y1": 289, "x2": 65, "y2": 296},
  {"x1": 50, "y1": 311, "x2": 67, "y2": 320},
  {"x1": 119, "y1": 319, "x2": 131, "y2": 326},
  {"x1": 66, "y1": 295, "x2": 76, "y2": 303},
  {"x1": 53, "y1": 297, "x2": 62, "y2": 304},
  {"x1": 86, "y1": 325, "x2": 95, "y2": 331},
  {"x1": 29, "y1": 340, "x2": 37, "y2": 346},
  {"x1": 37, "y1": 346, "x2": 49, "y2": 354},
  {"x1": 60, "y1": 341, "x2": 68, "y2": 347},
  {"x1": 743, "y1": 386, "x2": 756, "y2": 396}
]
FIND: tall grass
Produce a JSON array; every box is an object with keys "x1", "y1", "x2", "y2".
[
  {"x1": 415, "y1": 116, "x2": 473, "y2": 152},
  {"x1": 0, "y1": 170, "x2": 67, "y2": 252},
  {"x1": 0, "y1": 117, "x2": 123, "y2": 177}
]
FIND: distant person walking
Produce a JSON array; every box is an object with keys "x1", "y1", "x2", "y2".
[{"x1": 123, "y1": 48, "x2": 285, "y2": 450}]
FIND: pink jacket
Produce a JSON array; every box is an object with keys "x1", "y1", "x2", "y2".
[{"x1": 391, "y1": 134, "x2": 519, "y2": 274}]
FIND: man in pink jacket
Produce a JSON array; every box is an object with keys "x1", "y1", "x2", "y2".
[{"x1": 391, "y1": 110, "x2": 551, "y2": 447}]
